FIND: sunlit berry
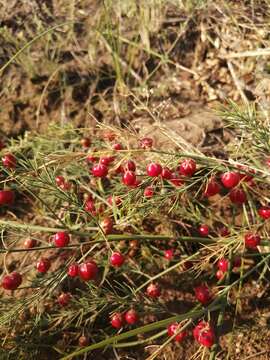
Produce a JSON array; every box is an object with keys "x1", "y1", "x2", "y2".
[
  {"x1": 146, "y1": 163, "x2": 162, "y2": 177},
  {"x1": 244, "y1": 233, "x2": 261, "y2": 249},
  {"x1": 139, "y1": 137, "x2": 153, "y2": 149},
  {"x1": 53, "y1": 231, "x2": 70, "y2": 247},
  {"x1": 146, "y1": 283, "x2": 161, "y2": 298},
  {"x1": 194, "y1": 284, "x2": 212, "y2": 305},
  {"x1": 110, "y1": 252, "x2": 125, "y2": 267},
  {"x1": 144, "y1": 186, "x2": 154, "y2": 198},
  {"x1": 217, "y1": 258, "x2": 229, "y2": 272},
  {"x1": 91, "y1": 164, "x2": 108, "y2": 177},
  {"x1": 198, "y1": 224, "x2": 209, "y2": 237},
  {"x1": 58, "y1": 292, "x2": 71, "y2": 306},
  {"x1": 258, "y1": 206, "x2": 270, "y2": 220},
  {"x1": 164, "y1": 249, "x2": 174, "y2": 261},
  {"x1": 36, "y1": 258, "x2": 51, "y2": 273},
  {"x1": 229, "y1": 188, "x2": 247, "y2": 204},
  {"x1": 167, "y1": 323, "x2": 187, "y2": 343},
  {"x1": 161, "y1": 167, "x2": 172, "y2": 180},
  {"x1": 122, "y1": 171, "x2": 136, "y2": 186},
  {"x1": 67, "y1": 263, "x2": 79, "y2": 277},
  {"x1": 2, "y1": 272, "x2": 22, "y2": 290},
  {"x1": 112, "y1": 143, "x2": 123, "y2": 150},
  {"x1": 204, "y1": 178, "x2": 220, "y2": 197},
  {"x1": 100, "y1": 217, "x2": 114, "y2": 234},
  {"x1": 24, "y1": 238, "x2": 37, "y2": 249},
  {"x1": 221, "y1": 172, "x2": 240, "y2": 188},
  {"x1": 125, "y1": 309, "x2": 138, "y2": 325},
  {"x1": 110, "y1": 312, "x2": 124, "y2": 329},
  {"x1": 78, "y1": 261, "x2": 98, "y2": 281},
  {"x1": 2, "y1": 153, "x2": 16, "y2": 169},
  {"x1": 81, "y1": 138, "x2": 91, "y2": 148},
  {"x1": 179, "y1": 159, "x2": 196, "y2": 177}
]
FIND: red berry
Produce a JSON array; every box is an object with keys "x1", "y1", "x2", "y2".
[
  {"x1": 217, "y1": 258, "x2": 229, "y2": 272},
  {"x1": 167, "y1": 323, "x2": 187, "y2": 343},
  {"x1": 125, "y1": 309, "x2": 138, "y2": 325},
  {"x1": 107, "y1": 195, "x2": 122, "y2": 207},
  {"x1": 86, "y1": 154, "x2": 98, "y2": 163},
  {"x1": 146, "y1": 163, "x2": 162, "y2": 177},
  {"x1": 194, "y1": 284, "x2": 212, "y2": 305},
  {"x1": 67, "y1": 263, "x2": 79, "y2": 277},
  {"x1": 2, "y1": 272, "x2": 22, "y2": 290},
  {"x1": 221, "y1": 172, "x2": 240, "y2": 188},
  {"x1": 78, "y1": 336, "x2": 89, "y2": 347},
  {"x1": 36, "y1": 258, "x2": 51, "y2": 273},
  {"x1": 110, "y1": 312, "x2": 124, "y2": 329},
  {"x1": 144, "y1": 186, "x2": 154, "y2": 198},
  {"x1": 266, "y1": 158, "x2": 270, "y2": 168},
  {"x1": 0, "y1": 190, "x2": 15, "y2": 205},
  {"x1": 110, "y1": 252, "x2": 125, "y2": 267},
  {"x1": 179, "y1": 159, "x2": 196, "y2": 177},
  {"x1": 170, "y1": 173, "x2": 183, "y2": 187},
  {"x1": 24, "y1": 238, "x2": 37, "y2": 249},
  {"x1": 244, "y1": 233, "x2": 261, "y2": 249},
  {"x1": 91, "y1": 164, "x2": 108, "y2": 177},
  {"x1": 78, "y1": 261, "x2": 98, "y2": 281},
  {"x1": 122, "y1": 171, "x2": 136, "y2": 186},
  {"x1": 84, "y1": 199, "x2": 96, "y2": 215},
  {"x1": 193, "y1": 321, "x2": 215, "y2": 348},
  {"x1": 198, "y1": 224, "x2": 209, "y2": 237},
  {"x1": 112, "y1": 143, "x2": 123, "y2": 150},
  {"x1": 139, "y1": 137, "x2": 153, "y2": 149},
  {"x1": 216, "y1": 270, "x2": 225, "y2": 280},
  {"x1": 100, "y1": 156, "x2": 115, "y2": 166},
  {"x1": 60, "y1": 182, "x2": 72, "y2": 191},
  {"x1": 58, "y1": 292, "x2": 71, "y2": 306},
  {"x1": 193, "y1": 321, "x2": 207, "y2": 340},
  {"x1": 219, "y1": 226, "x2": 230, "y2": 237},
  {"x1": 146, "y1": 283, "x2": 161, "y2": 298},
  {"x1": 100, "y1": 217, "x2": 114, "y2": 234},
  {"x1": 164, "y1": 249, "x2": 174, "y2": 260},
  {"x1": 81, "y1": 138, "x2": 91, "y2": 148},
  {"x1": 233, "y1": 256, "x2": 241, "y2": 268},
  {"x1": 204, "y1": 178, "x2": 220, "y2": 197},
  {"x1": 229, "y1": 188, "x2": 247, "y2": 204},
  {"x1": 258, "y1": 206, "x2": 270, "y2": 220},
  {"x1": 55, "y1": 175, "x2": 65, "y2": 186},
  {"x1": 53, "y1": 231, "x2": 70, "y2": 247},
  {"x1": 2, "y1": 153, "x2": 16, "y2": 169},
  {"x1": 126, "y1": 160, "x2": 136, "y2": 172},
  {"x1": 161, "y1": 167, "x2": 172, "y2": 180}
]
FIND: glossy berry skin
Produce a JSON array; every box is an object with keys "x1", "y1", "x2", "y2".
[
  {"x1": 24, "y1": 238, "x2": 37, "y2": 249},
  {"x1": 100, "y1": 217, "x2": 113, "y2": 234},
  {"x1": 144, "y1": 186, "x2": 154, "y2": 198},
  {"x1": 36, "y1": 258, "x2": 51, "y2": 273},
  {"x1": 193, "y1": 321, "x2": 215, "y2": 348},
  {"x1": 122, "y1": 171, "x2": 136, "y2": 186},
  {"x1": 81, "y1": 138, "x2": 91, "y2": 148},
  {"x1": 55, "y1": 175, "x2": 65, "y2": 186},
  {"x1": 146, "y1": 163, "x2": 162, "y2": 177},
  {"x1": 2, "y1": 153, "x2": 16, "y2": 169},
  {"x1": 58, "y1": 292, "x2": 71, "y2": 306},
  {"x1": 164, "y1": 249, "x2": 174, "y2": 261},
  {"x1": 126, "y1": 160, "x2": 136, "y2": 172},
  {"x1": 194, "y1": 284, "x2": 212, "y2": 305},
  {"x1": 110, "y1": 252, "x2": 125, "y2": 267},
  {"x1": 112, "y1": 143, "x2": 123, "y2": 150},
  {"x1": 78, "y1": 261, "x2": 98, "y2": 281},
  {"x1": 204, "y1": 178, "x2": 220, "y2": 197},
  {"x1": 221, "y1": 172, "x2": 240, "y2": 188},
  {"x1": 146, "y1": 283, "x2": 161, "y2": 298},
  {"x1": 161, "y1": 167, "x2": 172, "y2": 180},
  {"x1": 86, "y1": 154, "x2": 98, "y2": 163},
  {"x1": 216, "y1": 270, "x2": 225, "y2": 281},
  {"x1": 139, "y1": 137, "x2": 153, "y2": 149},
  {"x1": 229, "y1": 188, "x2": 247, "y2": 205},
  {"x1": 244, "y1": 233, "x2": 261, "y2": 249},
  {"x1": 2, "y1": 272, "x2": 22, "y2": 290},
  {"x1": 53, "y1": 231, "x2": 70, "y2": 247},
  {"x1": 100, "y1": 156, "x2": 115, "y2": 166},
  {"x1": 170, "y1": 173, "x2": 183, "y2": 187},
  {"x1": 84, "y1": 199, "x2": 96, "y2": 215},
  {"x1": 110, "y1": 313, "x2": 124, "y2": 329},
  {"x1": 125, "y1": 309, "x2": 138, "y2": 325},
  {"x1": 67, "y1": 263, "x2": 79, "y2": 277},
  {"x1": 91, "y1": 164, "x2": 108, "y2": 177},
  {"x1": 198, "y1": 224, "x2": 209, "y2": 237},
  {"x1": 0, "y1": 190, "x2": 15, "y2": 205},
  {"x1": 167, "y1": 323, "x2": 188, "y2": 343},
  {"x1": 258, "y1": 207, "x2": 270, "y2": 220},
  {"x1": 179, "y1": 159, "x2": 196, "y2": 177},
  {"x1": 217, "y1": 258, "x2": 229, "y2": 272}
]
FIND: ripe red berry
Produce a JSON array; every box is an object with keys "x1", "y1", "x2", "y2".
[
  {"x1": 164, "y1": 249, "x2": 174, "y2": 261},
  {"x1": 0, "y1": 190, "x2": 15, "y2": 205},
  {"x1": 55, "y1": 175, "x2": 65, "y2": 186},
  {"x1": 194, "y1": 284, "x2": 212, "y2": 305},
  {"x1": 36, "y1": 258, "x2": 51, "y2": 273},
  {"x1": 144, "y1": 186, "x2": 154, "y2": 198},
  {"x1": 53, "y1": 231, "x2": 70, "y2": 247},
  {"x1": 2, "y1": 153, "x2": 16, "y2": 169},
  {"x1": 100, "y1": 217, "x2": 114, "y2": 234},
  {"x1": 84, "y1": 199, "x2": 97, "y2": 215},
  {"x1": 266, "y1": 158, "x2": 270, "y2": 168},
  {"x1": 107, "y1": 195, "x2": 122, "y2": 207},
  {"x1": 167, "y1": 323, "x2": 188, "y2": 343},
  {"x1": 100, "y1": 156, "x2": 115, "y2": 166},
  {"x1": 216, "y1": 270, "x2": 225, "y2": 281},
  {"x1": 67, "y1": 263, "x2": 79, "y2": 277},
  {"x1": 126, "y1": 160, "x2": 136, "y2": 172},
  {"x1": 112, "y1": 143, "x2": 123, "y2": 150},
  {"x1": 244, "y1": 233, "x2": 261, "y2": 249},
  {"x1": 217, "y1": 258, "x2": 229, "y2": 272},
  {"x1": 24, "y1": 238, "x2": 37, "y2": 249},
  {"x1": 193, "y1": 321, "x2": 215, "y2": 348},
  {"x1": 2, "y1": 272, "x2": 22, "y2": 290},
  {"x1": 58, "y1": 292, "x2": 71, "y2": 306},
  {"x1": 78, "y1": 261, "x2": 98, "y2": 281},
  {"x1": 258, "y1": 206, "x2": 270, "y2": 220},
  {"x1": 179, "y1": 159, "x2": 196, "y2": 177},
  {"x1": 221, "y1": 172, "x2": 240, "y2": 188},
  {"x1": 170, "y1": 173, "x2": 183, "y2": 187},
  {"x1": 146, "y1": 163, "x2": 162, "y2": 177},
  {"x1": 125, "y1": 309, "x2": 138, "y2": 325},
  {"x1": 110, "y1": 312, "x2": 124, "y2": 329},
  {"x1": 81, "y1": 137, "x2": 91, "y2": 148},
  {"x1": 139, "y1": 137, "x2": 153, "y2": 149},
  {"x1": 110, "y1": 252, "x2": 125, "y2": 267},
  {"x1": 198, "y1": 224, "x2": 209, "y2": 237},
  {"x1": 86, "y1": 154, "x2": 98, "y2": 163},
  {"x1": 146, "y1": 283, "x2": 161, "y2": 298},
  {"x1": 91, "y1": 164, "x2": 108, "y2": 177},
  {"x1": 161, "y1": 167, "x2": 172, "y2": 180},
  {"x1": 229, "y1": 188, "x2": 247, "y2": 204},
  {"x1": 122, "y1": 171, "x2": 136, "y2": 186},
  {"x1": 204, "y1": 178, "x2": 220, "y2": 197}
]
